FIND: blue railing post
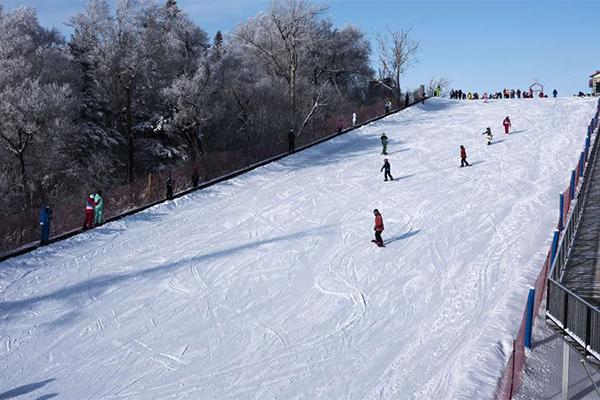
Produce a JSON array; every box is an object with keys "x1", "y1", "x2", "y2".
[
  {"x1": 570, "y1": 169, "x2": 576, "y2": 199},
  {"x1": 559, "y1": 193, "x2": 565, "y2": 231},
  {"x1": 586, "y1": 136, "x2": 591, "y2": 161},
  {"x1": 579, "y1": 152, "x2": 585, "y2": 177},
  {"x1": 525, "y1": 287, "x2": 536, "y2": 349},
  {"x1": 551, "y1": 229, "x2": 560, "y2": 266}
]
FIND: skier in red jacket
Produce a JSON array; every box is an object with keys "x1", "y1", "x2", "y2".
[
  {"x1": 503, "y1": 116, "x2": 511, "y2": 134},
  {"x1": 83, "y1": 194, "x2": 97, "y2": 229},
  {"x1": 373, "y1": 209, "x2": 385, "y2": 247},
  {"x1": 460, "y1": 145, "x2": 470, "y2": 167}
]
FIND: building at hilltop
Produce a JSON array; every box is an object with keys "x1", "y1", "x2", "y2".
[{"x1": 591, "y1": 71, "x2": 600, "y2": 96}]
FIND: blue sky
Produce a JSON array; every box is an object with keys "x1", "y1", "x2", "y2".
[{"x1": 3, "y1": 0, "x2": 598, "y2": 95}]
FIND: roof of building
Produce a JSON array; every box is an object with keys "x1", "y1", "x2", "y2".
[
  {"x1": 591, "y1": 71, "x2": 600, "y2": 78},
  {"x1": 529, "y1": 82, "x2": 544, "y2": 90}
]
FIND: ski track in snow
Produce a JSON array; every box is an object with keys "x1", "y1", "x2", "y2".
[{"x1": 0, "y1": 98, "x2": 597, "y2": 399}]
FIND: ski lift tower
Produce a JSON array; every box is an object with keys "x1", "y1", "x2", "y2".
[{"x1": 529, "y1": 80, "x2": 544, "y2": 97}]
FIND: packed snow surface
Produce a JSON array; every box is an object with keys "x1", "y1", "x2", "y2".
[{"x1": 1, "y1": 98, "x2": 598, "y2": 399}]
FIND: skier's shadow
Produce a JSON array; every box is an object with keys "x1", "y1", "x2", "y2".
[
  {"x1": 490, "y1": 139, "x2": 506, "y2": 145},
  {"x1": 469, "y1": 160, "x2": 485, "y2": 167},
  {"x1": 387, "y1": 148, "x2": 410, "y2": 155},
  {"x1": 0, "y1": 379, "x2": 56, "y2": 400},
  {"x1": 509, "y1": 129, "x2": 526, "y2": 135},
  {"x1": 385, "y1": 229, "x2": 421, "y2": 245},
  {"x1": 392, "y1": 174, "x2": 414, "y2": 181}
]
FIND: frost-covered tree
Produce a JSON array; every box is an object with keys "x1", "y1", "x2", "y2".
[
  {"x1": 69, "y1": 0, "x2": 208, "y2": 181},
  {"x1": 235, "y1": 0, "x2": 326, "y2": 128},
  {"x1": 162, "y1": 57, "x2": 215, "y2": 160},
  {"x1": 0, "y1": 6, "x2": 72, "y2": 208}
]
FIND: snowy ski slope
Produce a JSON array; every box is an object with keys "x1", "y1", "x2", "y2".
[{"x1": 0, "y1": 98, "x2": 597, "y2": 400}]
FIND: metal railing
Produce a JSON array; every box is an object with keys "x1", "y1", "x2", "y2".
[
  {"x1": 494, "y1": 99, "x2": 600, "y2": 400},
  {"x1": 546, "y1": 98, "x2": 600, "y2": 362}
]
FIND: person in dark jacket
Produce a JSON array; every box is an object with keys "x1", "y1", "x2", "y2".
[
  {"x1": 405, "y1": 92, "x2": 410, "y2": 107},
  {"x1": 384, "y1": 99, "x2": 392, "y2": 114},
  {"x1": 373, "y1": 209, "x2": 384, "y2": 247},
  {"x1": 288, "y1": 129, "x2": 296, "y2": 154},
  {"x1": 166, "y1": 175, "x2": 174, "y2": 200},
  {"x1": 460, "y1": 145, "x2": 470, "y2": 167},
  {"x1": 482, "y1": 127, "x2": 493, "y2": 145},
  {"x1": 191, "y1": 169, "x2": 200, "y2": 188},
  {"x1": 39, "y1": 204, "x2": 52, "y2": 245},
  {"x1": 337, "y1": 119, "x2": 343, "y2": 134},
  {"x1": 553, "y1": 89, "x2": 558, "y2": 98},
  {"x1": 381, "y1": 158, "x2": 394, "y2": 181},
  {"x1": 380, "y1": 133, "x2": 388, "y2": 155}
]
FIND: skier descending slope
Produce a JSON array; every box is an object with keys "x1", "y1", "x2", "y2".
[
  {"x1": 482, "y1": 127, "x2": 493, "y2": 145},
  {"x1": 372, "y1": 209, "x2": 385, "y2": 247},
  {"x1": 503, "y1": 116, "x2": 512, "y2": 134},
  {"x1": 380, "y1": 159, "x2": 394, "y2": 181},
  {"x1": 460, "y1": 145, "x2": 470, "y2": 167},
  {"x1": 380, "y1": 132, "x2": 388, "y2": 155}
]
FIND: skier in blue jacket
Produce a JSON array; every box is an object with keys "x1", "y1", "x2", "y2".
[{"x1": 39, "y1": 204, "x2": 52, "y2": 245}]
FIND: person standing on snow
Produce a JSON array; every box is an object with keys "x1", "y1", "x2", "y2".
[
  {"x1": 94, "y1": 191, "x2": 104, "y2": 226},
  {"x1": 39, "y1": 204, "x2": 52, "y2": 245},
  {"x1": 503, "y1": 116, "x2": 512, "y2": 134},
  {"x1": 288, "y1": 129, "x2": 296, "y2": 154},
  {"x1": 337, "y1": 119, "x2": 343, "y2": 134},
  {"x1": 380, "y1": 158, "x2": 394, "y2": 181},
  {"x1": 460, "y1": 145, "x2": 470, "y2": 167},
  {"x1": 83, "y1": 194, "x2": 96, "y2": 229},
  {"x1": 166, "y1": 175, "x2": 174, "y2": 200},
  {"x1": 373, "y1": 209, "x2": 385, "y2": 247},
  {"x1": 384, "y1": 100, "x2": 392, "y2": 114},
  {"x1": 405, "y1": 92, "x2": 410, "y2": 107},
  {"x1": 380, "y1": 133, "x2": 389, "y2": 155},
  {"x1": 482, "y1": 127, "x2": 493, "y2": 145},
  {"x1": 352, "y1": 112, "x2": 357, "y2": 127},
  {"x1": 191, "y1": 169, "x2": 200, "y2": 188},
  {"x1": 553, "y1": 89, "x2": 558, "y2": 98}
]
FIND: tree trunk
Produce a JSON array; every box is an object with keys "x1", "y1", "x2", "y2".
[
  {"x1": 395, "y1": 69, "x2": 401, "y2": 103},
  {"x1": 126, "y1": 86, "x2": 134, "y2": 183},
  {"x1": 18, "y1": 152, "x2": 31, "y2": 210},
  {"x1": 290, "y1": 56, "x2": 297, "y2": 127}
]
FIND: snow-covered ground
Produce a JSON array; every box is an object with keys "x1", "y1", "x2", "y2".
[{"x1": 0, "y1": 97, "x2": 597, "y2": 400}]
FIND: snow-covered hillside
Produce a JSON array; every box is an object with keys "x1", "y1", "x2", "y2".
[{"x1": 1, "y1": 98, "x2": 597, "y2": 400}]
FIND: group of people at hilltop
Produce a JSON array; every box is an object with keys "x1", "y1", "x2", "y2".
[{"x1": 450, "y1": 88, "x2": 557, "y2": 100}]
